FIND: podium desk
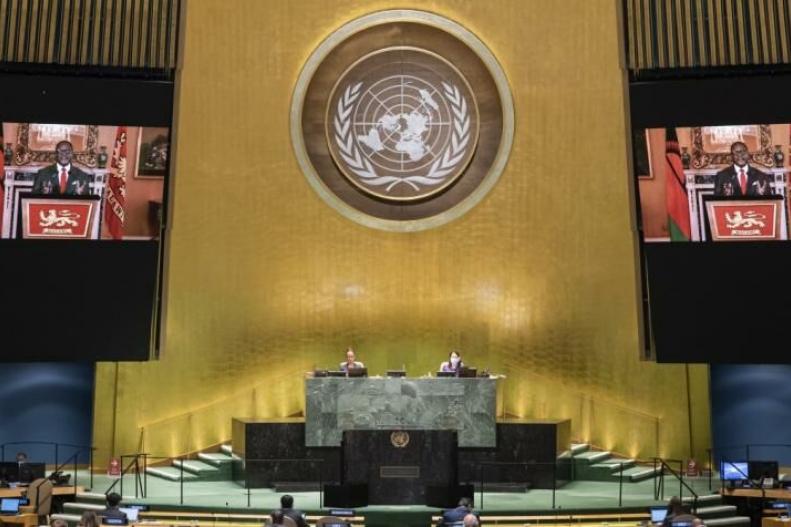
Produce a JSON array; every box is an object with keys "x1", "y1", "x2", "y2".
[
  {"x1": 0, "y1": 514, "x2": 37, "y2": 527},
  {"x1": 305, "y1": 377, "x2": 497, "y2": 448},
  {"x1": 0, "y1": 486, "x2": 83, "y2": 499}
]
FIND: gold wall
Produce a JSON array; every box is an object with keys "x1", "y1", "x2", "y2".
[{"x1": 93, "y1": 0, "x2": 711, "y2": 466}]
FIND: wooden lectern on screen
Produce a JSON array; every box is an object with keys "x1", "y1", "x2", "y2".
[
  {"x1": 20, "y1": 195, "x2": 101, "y2": 239},
  {"x1": 704, "y1": 196, "x2": 785, "y2": 241}
]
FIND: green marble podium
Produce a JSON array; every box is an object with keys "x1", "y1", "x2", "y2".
[{"x1": 305, "y1": 377, "x2": 497, "y2": 447}]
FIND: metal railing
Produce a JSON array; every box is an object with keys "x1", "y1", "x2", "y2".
[
  {"x1": 0, "y1": 440, "x2": 95, "y2": 489},
  {"x1": 653, "y1": 457, "x2": 699, "y2": 513}
]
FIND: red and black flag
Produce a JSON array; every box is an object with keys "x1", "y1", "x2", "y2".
[
  {"x1": 665, "y1": 128, "x2": 691, "y2": 241},
  {"x1": 104, "y1": 126, "x2": 127, "y2": 240}
]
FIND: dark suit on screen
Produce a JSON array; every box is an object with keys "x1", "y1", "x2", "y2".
[
  {"x1": 714, "y1": 164, "x2": 773, "y2": 197},
  {"x1": 32, "y1": 163, "x2": 93, "y2": 195}
]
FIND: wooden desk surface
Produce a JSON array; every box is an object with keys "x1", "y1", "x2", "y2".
[
  {"x1": 762, "y1": 517, "x2": 791, "y2": 527},
  {"x1": 722, "y1": 488, "x2": 791, "y2": 499},
  {"x1": 0, "y1": 513, "x2": 38, "y2": 527},
  {"x1": 0, "y1": 485, "x2": 84, "y2": 498}
]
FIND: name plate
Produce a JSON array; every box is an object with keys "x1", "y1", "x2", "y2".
[{"x1": 379, "y1": 466, "x2": 420, "y2": 478}]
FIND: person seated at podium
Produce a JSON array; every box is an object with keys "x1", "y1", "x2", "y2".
[
  {"x1": 439, "y1": 351, "x2": 465, "y2": 375},
  {"x1": 714, "y1": 141, "x2": 773, "y2": 197},
  {"x1": 99, "y1": 492, "x2": 127, "y2": 521},
  {"x1": 78, "y1": 511, "x2": 99, "y2": 527},
  {"x1": 439, "y1": 497, "x2": 474, "y2": 526},
  {"x1": 463, "y1": 514, "x2": 480, "y2": 527},
  {"x1": 269, "y1": 510, "x2": 286, "y2": 527},
  {"x1": 32, "y1": 141, "x2": 93, "y2": 195},
  {"x1": 662, "y1": 496, "x2": 699, "y2": 527},
  {"x1": 340, "y1": 347, "x2": 364, "y2": 372},
  {"x1": 279, "y1": 494, "x2": 308, "y2": 527}
]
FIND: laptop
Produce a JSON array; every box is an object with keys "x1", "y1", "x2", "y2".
[
  {"x1": 346, "y1": 368, "x2": 367, "y2": 378},
  {"x1": 328, "y1": 371, "x2": 346, "y2": 377},
  {"x1": 119, "y1": 508, "x2": 139, "y2": 522},
  {"x1": 386, "y1": 370, "x2": 406, "y2": 377},
  {"x1": 0, "y1": 498, "x2": 20, "y2": 515},
  {"x1": 650, "y1": 507, "x2": 668, "y2": 524},
  {"x1": 102, "y1": 518, "x2": 129, "y2": 526},
  {"x1": 436, "y1": 371, "x2": 455, "y2": 377},
  {"x1": 458, "y1": 367, "x2": 477, "y2": 378}
]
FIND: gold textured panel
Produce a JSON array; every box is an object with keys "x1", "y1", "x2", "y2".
[{"x1": 92, "y1": 0, "x2": 711, "y2": 468}]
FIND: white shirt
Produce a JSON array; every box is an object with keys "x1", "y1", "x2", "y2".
[{"x1": 57, "y1": 163, "x2": 71, "y2": 176}]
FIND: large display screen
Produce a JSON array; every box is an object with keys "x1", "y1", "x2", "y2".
[
  {"x1": 1, "y1": 122, "x2": 168, "y2": 241},
  {"x1": 636, "y1": 124, "x2": 789, "y2": 243}
]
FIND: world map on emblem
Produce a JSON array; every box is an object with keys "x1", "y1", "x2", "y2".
[{"x1": 327, "y1": 47, "x2": 480, "y2": 201}]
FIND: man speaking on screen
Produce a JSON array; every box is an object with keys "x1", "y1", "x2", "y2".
[
  {"x1": 714, "y1": 141, "x2": 774, "y2": 197},
  {"x1": 32, "y1": 140, "x2": 93, "y2": 195}
]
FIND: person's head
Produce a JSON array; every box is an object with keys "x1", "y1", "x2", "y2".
[
  {"x1": 458, "y1": 496, "x2": 472, "y2": 509},
  {"x1": 731, "y1": 141, "x2": 750, "y2": 167},
  {"x1": 270, "y1": 510, "x2": 285, "y2": 525},
  {"x1": 15, "y1": 452, "x2": 27, "y2": 463},
  {"x1": 346, "y1": 348, "x2": 356, "y2": 363},
  {"x1": 106, "y1": 492, "x2": 122, "y2": 508},
  {"x1": 78, "y1": 511, "x2": 98, "y2": 527},
  {"x1": 449, "y1": 350, "x2": 462, "y2": 367},
  {"x1": 51, "y1": 519, "x2": 69, "y2": 527},
  {"x1": 463, "y1": 513, "x2": 480, "y2": 527},
  {"x1": 280, "y1": 494, "x2": 294, "y2": 508},
  {"x1": 55, "y1": 141, "x2": 74, "y2": 166},
  {"x1": 667, "y1": 496, "x2": 685, "y2": 515}
]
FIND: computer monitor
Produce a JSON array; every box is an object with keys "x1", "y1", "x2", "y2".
[
  {"x1": 671, "y1": 522, "x2": 693, "y2": 527},
  {"x1": 328, "y1": 509, "x2": 355, "y2": 517},
  {"x1": 0, "y1": 499, "x2": 20, "y2": 515},
  {"x1": 328, "y1": 371, "x2": 346, "y2": 377},
  {"x1": 436, "y1": 371, "x2": 455, "y2": 378},
  {"x1": 18, "y1": 463, "x2": 46, "y2": 484},
  {"x1": 749, "y1": 460, "x2": 779, "y2": 481},
  {"x1": 347, "y1": 368, "x2": 367, "y2": 378},
  {"x1": 0, "y1": 462, "x2": 18, "y2": 482},
  {"x1": 102, "y1": 518, "x2": 129, "y2": 526},
  {"x1": 386, "y1": 370, "x2": 406, "y2": 377},
  {"x1": 721, "y1": 461, "x2": 749, "y2": 481},
  {"x1": 313, "y1": 369, "x2": 328, "y2": 377},
  {"x1": 650, "y1": 506, "x2": 668, "y2": 523},
  {"x1": 119, "y1": 508, "x2": 139, "y2": 521},
  {"x1": 458, "y1": 367, "x2": 477, "y2": 378}
]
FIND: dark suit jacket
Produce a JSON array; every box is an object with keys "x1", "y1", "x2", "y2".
[
  {"x1": 280, "y1": 508, "x2": 309, "y2": 527},
  {"x1": 714, "y1": 165, "x2": 773, "y2": 197},
  {"x1": 439, "y1": 506, "x2": 473, "y2": 526},
  {"x1": 32, "y1": 164, "x2": 93, "y2": 195},
  {"x1": 100, "y1": 506, "x2": 128, "y2": 520}
]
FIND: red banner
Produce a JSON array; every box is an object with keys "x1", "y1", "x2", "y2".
[
  {"x1": 104, "y1": 126, "x2": 127, "y2": 240},
  {"x1": 21, "y1": 198, "x2": 96, "y2": 238},
  {"x1": 706, "y1": 200, "x2": 781, "y2": 241}
]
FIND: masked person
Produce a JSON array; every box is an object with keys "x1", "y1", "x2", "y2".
[{"x1": 439, "y1": 350, "x2": 464, "y2": 375}]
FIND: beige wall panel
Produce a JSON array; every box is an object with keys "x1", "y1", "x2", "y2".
[{"x1": 92, "y1": 0, "x2": 711, "y2": 467}]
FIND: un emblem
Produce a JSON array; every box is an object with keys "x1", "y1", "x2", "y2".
[
  {"x1": 292, "y1": 10, "x2": 514, "y2": 231},
  {"x1": 390, "y1": 431, "x2": 410, "y2": 448},
  {"x1": 328, "y1": 48, "x2": 479, "y2": 201}
]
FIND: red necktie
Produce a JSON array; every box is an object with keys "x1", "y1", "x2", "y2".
[
  {"x1": 739, "y1": 169, "x2": 747, "y2": 195},
  {"x1": 59, "y1": 168, "x2": 68, "y2": 193}
]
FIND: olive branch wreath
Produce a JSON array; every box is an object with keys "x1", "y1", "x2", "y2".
[{"x1": 333, "y1": 81, "x2": 471, "y2": 193}]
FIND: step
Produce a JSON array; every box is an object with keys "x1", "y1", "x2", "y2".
[
  {"x1": 50, "y1": 514, "x2": 81, "y2": 524},
  {"x1": 476, "y1": 482, "x2": 529, "y2": 493},
  {"x1": 591, "y1": 459, "x2": 636, "y2": 472},
  {"x1": 273, "y1": 482, "x2": 323, "y2": 493},
  {"x1": 696, "y1": 505, "x2": 738, "y2": 519},
  {"x1": 570, "y1": 443, "x2": 590, "y2": 455},
  {"x1": 220, "y1": 444, "x2": 233, "y2": 455},
  {"x1": 704, "y1": 517, "x2": 751, "y2": 527},
  {"x1": 63, "y1": 502, "x2": 106, "y2": 512},
  {"x1": 682, "y1": 494, "x2": 723, "y2": 505},
  {"x1": 75, "y1": 492, "x2": 137, "y2": 503},
  {"x1": 172, "y1": 459, "x2": 220, "y2": 475},
  {"x1": 574, "y1": 451, "x2": 612, "y2": 464},
  {"x1": 197, "y1": 452, "x2": 234, "y2": 466},
  {"x1": 145, "y1": 466, "x2": 199, "y2": 481},
  {"x1": 616, "y1": 465, "x2": 662, "y2": 481}
]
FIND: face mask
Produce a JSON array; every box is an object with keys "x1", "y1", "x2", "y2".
[{"x1": 450, "y1": 357, "x2": 460, "y2": 366}]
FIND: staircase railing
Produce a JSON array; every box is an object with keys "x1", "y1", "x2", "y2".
[
  {"x1": 105, "y1": 453, "x2": 148, "y2": 498},
  {"x1": 653, "y1": 457, "x2": 699, "y2": 513}
]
